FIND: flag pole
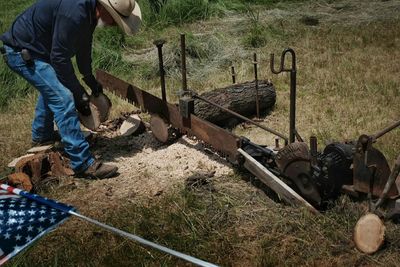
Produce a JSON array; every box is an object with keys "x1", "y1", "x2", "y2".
[
  {"x1": 0, "y1": 184, "x2": 219, "y2": 267},
  {"x1": 69, "y1": 211, "x2": 218, "y2": 267}
]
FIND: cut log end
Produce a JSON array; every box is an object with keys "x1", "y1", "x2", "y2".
[
  {"x1": 354, "y1": 213, "x2": 385, "y2": 254},
  {"x1": 150, "y1": 115, "x2": 170, "y2": 143}
]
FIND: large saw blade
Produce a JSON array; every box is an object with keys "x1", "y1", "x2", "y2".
[{"x1": 276, "y1": 142, "x2": 321, "y2": 205}]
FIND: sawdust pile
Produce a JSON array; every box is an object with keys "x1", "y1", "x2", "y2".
[{"x1": 57, "y1": 128, "x2": 234, "y2": 210}]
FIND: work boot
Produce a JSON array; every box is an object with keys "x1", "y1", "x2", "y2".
[{"x1": 80, "y1": 160, "x2": 118, "y2": 179}]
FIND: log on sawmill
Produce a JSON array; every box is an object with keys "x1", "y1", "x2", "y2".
[{"x1": 194, "y1": 80, "x2": 276, "y2": 127}]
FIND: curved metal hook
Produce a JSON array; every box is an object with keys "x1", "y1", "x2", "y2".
[{"x1": 270, "y1": 48, "x2": 296, "y2": 74}]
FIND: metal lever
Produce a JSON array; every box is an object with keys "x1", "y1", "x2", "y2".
[
  {"x1": 270, "y1": 48, "x2": 297, "y2": 143},
  {"x1": 154, "y1": 39, "x2": 167, "y2": 101},
  {"x1": 372, "y1": 119, "x2": 400, "y2": 142}
]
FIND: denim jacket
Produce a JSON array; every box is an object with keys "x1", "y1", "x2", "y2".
[{"x1": 1, "y1": 0, "x2": 97, "y2": 96}]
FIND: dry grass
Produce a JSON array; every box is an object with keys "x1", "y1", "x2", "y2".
[{"x1": 1, "y1": 0, "x2": 400, "y2": 266}]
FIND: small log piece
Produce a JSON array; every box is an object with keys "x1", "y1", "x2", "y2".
[
  {"x1": 194, "y1": 80, "x2": 276, "y2": 126},
  {"x1": 354, "y1": 213, "x2": 385, "y2": 254},
  {"x1": 8, "y1": 172, "x2": 33, "y2": 192},
  {"x1": 119, "y1": 114, "x2": 146, "y2": 136},
  {"x1": 150, "y1": 114, "x2": 179, "y2": 144}
]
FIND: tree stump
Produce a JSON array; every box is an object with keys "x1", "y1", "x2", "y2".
[
  {"x1": 194, "y1": 80, "x2": 276, "y2": 126},
  {"x1": 354, "y1": 213, "x2": 385, "y2": 254}
]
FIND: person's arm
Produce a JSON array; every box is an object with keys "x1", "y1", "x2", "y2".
[
  {"x1": 76, "y1": 32, "x2": 103, "y2": 97},
  {"x1": 50, "y1": 13, "x2": 91, "y2": 115}
]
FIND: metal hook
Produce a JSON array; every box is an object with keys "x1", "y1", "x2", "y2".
[
  {"x1": 270, "y1": 48, "x2": 296, "y2": 74},
  {"x1": 270, "y1": 48, "x2": 298, "y2": 143}
]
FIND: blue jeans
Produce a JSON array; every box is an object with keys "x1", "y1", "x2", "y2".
[{"x1": 3, "y1": 45, "x2": 94, "y2": 172}]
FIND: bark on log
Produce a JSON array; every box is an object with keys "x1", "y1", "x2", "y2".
[{"x1": 194, "y1": 80, "x2": 276, "y2": 127}]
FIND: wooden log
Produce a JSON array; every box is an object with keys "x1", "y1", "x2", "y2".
[
  {"x1": 7, "y1": 172, "x2": 33, "y2": 192},
  {"x1": 354, "y1": 213, "x2": 385, "y2": 254},
  {"x1": 150, "y1": 114, "x2": 169, "y2": 143},
  {"x1": 119, "y1": 114, "x2": 146, "y2": 136},
  {"x1": 150, "y1": 114, "x2": 179, "y2": 143},
  {"x1": 194, "y1": 80, "x2": 276, "y2": 126}
]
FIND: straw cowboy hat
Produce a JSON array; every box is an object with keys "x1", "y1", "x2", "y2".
[{"x1": 98, "y1": 0, "x2": 142, "y2": 35}]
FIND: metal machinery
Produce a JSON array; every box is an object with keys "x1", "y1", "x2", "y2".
[{"x1": 97, "y1": 34, "x2": 400, "y2": 213}]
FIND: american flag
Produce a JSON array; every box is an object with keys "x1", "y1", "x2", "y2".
[{"x1": 0, "y1": 187, "x2": 75, "y2": 265}]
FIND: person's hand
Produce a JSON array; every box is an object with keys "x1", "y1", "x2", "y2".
[
  {"x1": 75, "y1": 91, "x2": 91, "y2": 116},
  {"x1": 83, "y1": 74, "x2": 103, "y2": 97}
]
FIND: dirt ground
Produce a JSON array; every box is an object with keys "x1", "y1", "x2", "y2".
[{"x1": 51, "y1": 114, "x2": 237, "y2": 210}]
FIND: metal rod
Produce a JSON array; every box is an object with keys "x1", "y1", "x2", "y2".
[
  {"x1": 310, "y1": 136, "x2": 318, "y2": 167},
  {"x1": 193, "y1": 93, "x2": 288, "y2": 142},
  {"x1": 253, "y1": 53, "x2": 260, "y2": 118},
  {"x1": 275, "y1": 138, "x2": 280, "y2": 150},
  {"x1": 231, "y1": 66, "x2": 236, "y2": 84},
  {"x1": 154, "y1": 39, "x2": 167, "y2": 101},
  {"x1": 270, "y1": 48, "x2": 297, "y2": 143},
  {"x1": 70, "y1": 211, "x2": 219, "y2": 267},
  {"x1": 180, "y1": 33, "x2": 188, "y2": 92},
  {"x1": 373, "y1": 119, "x2": 400, "y2": 141},
  {"x1": 289, "y1": 68, "x2": 296, "y2": 143}
]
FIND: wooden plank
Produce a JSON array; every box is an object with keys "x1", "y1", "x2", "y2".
[
  {"x1": 8, "y1": 154, "x2": 35, "y2": 168},
  {"x1": 27, "y1": 145, "x2": 53, "y2": 154},
  {"x1": 238, "y1": 148, "x2": 318, "y2": 214}
]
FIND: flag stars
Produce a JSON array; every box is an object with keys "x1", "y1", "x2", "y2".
[
  {"x1": 37, "y1": 227, "x2": 44, "y2": 232},
  {"x1": 8, "y1": 210, "x2": 17, "y2": 216},
  {"x1": 26, "y1": 236, "x2": 32, "y2": 242},
  {"x1": 38, "y1": 217, "x2": 46, "y2": 222},
  {"x1": 27, "y1": 225, "x2": 34, "y2": 232},
  {"x1": 28, "y1": 210, "x2": 36, "y2": 215},
  {"x1": 7, "y1": 218, "x2": 17, "y2": 225},
  {"x1": 4, "y1": 233, "x2": 11, "y2": 239},
  {"x1": 49, "y1": 218, "x2": 56, "y2": 224},
  {"x1": 15, "y1": 234, "x2": 22, "y2": 241},
  {"x1": 39, "y1": 210, "x2": 46, "y2": 215}
]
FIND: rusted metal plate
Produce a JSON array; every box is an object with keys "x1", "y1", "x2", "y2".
[
  {"x1": 353, "y1": 146, "x2": 397, "y2": 197},
  {"x1": 97, "y1": 70, "x2": 240, "y2": 163}
]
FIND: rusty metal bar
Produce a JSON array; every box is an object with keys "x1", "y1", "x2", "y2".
[
  {"x1": 253, "y1": 53, "x2": 260, "y2": 118},
  {"x1": 231, "y1": 66, "x2": 236, "y2": 84},
  {"x1": 372, "y1": 119, "x2": 400, "y2": 141},
  {"x1": 154, "y1": 39, "x2": 167, "y2": 101},
  {"x1": 180, "y1": 33, "x2": 188, "y2": 93},
  {"x1": 193, "y1": 93, "x2": 288, "y2": 142},
  {"x1": 96, "y1": 70, "x2": 241, "y2": 163},
  {"x1": 271, "y1": 48, "x2": 297, "y2": 143},
  {"x1": 310, "y1": 136, "x2": 318, "y2": 167}
]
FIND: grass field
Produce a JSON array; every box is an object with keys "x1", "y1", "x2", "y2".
[{"x1": 1, "y1": 0, "x2": 400, "y2": 266}]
